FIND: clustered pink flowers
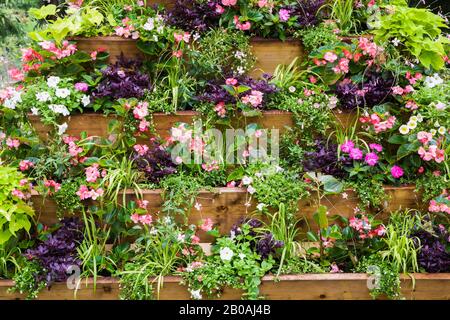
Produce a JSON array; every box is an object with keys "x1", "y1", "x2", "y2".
[
  {"x1": 19, "y1": 160, "x2": 34, "y2": 171},
  {"x1": 115, "y1": 17, "x2": 139, "y2": 39},
  {"x1": 360, "y1": 113, "x2": 396, "y2": 134},
  {"x1": 132, "y1": 101, "x2": 150, "y2": 132},
  {"x1": 63, "y1": 136, "x2": 83, "y2": 159},
  {"x1": 242, "y1": 90, "x2": 264, "y2": 108},
  {"x1": 428, "y1": 197, "x2": 450, "y2": 215},
  {"x1": 76, "y1": 185, "x2": 104, "y2": 200},
  {"x1": 349, "y1": 215, "x2": 386, "y2": 239},
  {"x1": 44, "y1": 180, "x2": 61, "y2": 195},
  {"x1": 417, "y1": 132, "x2": 445, "y2": 164},
  {"x1": 131, "y1": 213, "x2": 153, "y2": 225},
  {"x1": 39, "y1": 40, "x2": 77, "y2": 60},
  {"x1": 340, "y1": 140, "x2": 382, "y2": 167}
]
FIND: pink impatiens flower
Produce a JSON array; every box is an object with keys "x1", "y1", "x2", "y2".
[
  {"x1": 74, "y1": 82, "x2": 89, "y2": 92},
  {"x1": 279, "y1": 9, "x2": 290, "y2": 22},
  {"x1": 364, "y1": 152, "x2": 379, "y2": 166},
  {"x1": 133, "y1": 144, "x2": 149, "y2": 156},
  {"x1": 349, "y1": 148, "x2": 363, "y2": 160},
  {"x1": 241, "y1": 90, "x2": 264, "y2": 108},
  {"x1": 369, "y1": 143, "x2": 383, "y2": 152},
  {"x1": 340, "y1": 140, "x2": 354, "y2": 153},
  {"x1": 222, "y1": 0, "x2": 237, "y2": 6},
  {"x1": 85, "y1": 163, "x2": 101, "y2": 183},
  {"x1": 323, "y1": 51, "x2": 338, "y2": 63},
  {"x1": 200, "y1": 218, "x2": 214, "y2": 232},
  {"x1": 19, "y1": 160, "x2": 34, "y2": 171},
  {"x1": 391, "y1": 165, "x2": 404, "y2": 179}
]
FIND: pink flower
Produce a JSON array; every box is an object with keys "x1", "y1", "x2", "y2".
[
  {"x1": 349, "y1": 148, "x2": 363, "y2": 160},
  {"x1": 133, "y1": 102, "x2": 149, "y2": 119},
  {"x1": 74, "y1": 82, "x2": 89, "y2": 92},
  {"x1": 137, "y1": 200, "x2": 149, "y2": 209},
  {"x1": 191, "y1": 235, "x2": 200, "y2": 244},
  {"x1": 131, "y1": 214, "x2": 140, "y2": 224},
  {"x1": 417, "y1": 131, "x2": 432, "y2": 144},
  {"x1": 391, "y1": 165, "x2": 404, "y2": 179},
  {"x1": 90, "y1": 51, "x2": 98, "y2": 60},
  {"x1": 279, "y1": 9, "x2": 290, "y2": 22},
  {"x1": 405, "y1": 100, "x2": 418, "y2": 110},
  {"x1": 227, "y1": 181, "x2": 236, "y2": 188},
  {"x1": 85, "y1": 163, "x2": 100, "y2": 183},
  {"x1": 225, "y1": 78, "x2": 238, "y2": 86},
  {"x1": 258, "y1": 0, "x2": 269, "y2": 7},
  {"x1": 44, "y1": 180, "x2": 61, "y2": 193},
  {"x1": 233, "y1": 16, "x2": 251, "y2": 31},
  {"x1": 364, "y1": 152, "x2": 379, "y2": 166},
  {"x1": 139, "y1": 119, "x2": 150, "y2": 132},
  {"x1": 323, "y1": 51, "x2": 338, "y2": 63},
  {"x1": 172, "y1": 50, "x2": 183, "y2": 58},
  {"x1": 133, "y1": 144, "x2": 149, "y2": 156},
  {"x1": 215, "y1": 4, "x2": 225, "y2": 13},
  {"x1": 309, "y1": 76, "x2": 317, "y2": 84},
  {"x1": 340, "y1": 140, "x2": 354, "y2": 153},
  {"x1": 8, "y1": 68, "x2": 24, "y2": 82},
  {"x1": 6, "y1": 138, "x2": 20, "y2": 149},
  {"x1": 214, "y1": 101, "x2": 226, "y2": 118},
  {"x1": 139, "y1": 214, "x2": 153, "y2": 225},
  {"x1": 19, "y1": 160, "x2": 34, "y2": 171},
  {"x1": 11, "y1": 189, "x2": 25, "y2": 200},
  {"x1": 369, "y1": 143, "x2": 383, "y2": 152},
  {"x1": 241, "y1": 90, "x2": 264, "y2": 108},
  {"x1": 222, "y1": 0, "x2": 237, "y2": 6},
  {"x1": 76, "y1": 185, "x2": 91, "y2": 200},
  {"x1": 254, "y1": 129, "x2": 263, "y2": 138},
  {"x1": 21, "y1": 48, "x2": 43, "y2": 63},
  {"x1": 330, "y1": 263, "x2": 342, "y2": 273},
  {"x1": 202, "y1": 161, "x2": 220, "y2": 172},
  {"x1": 90, "y1": 188, "x2": 104, "y2": 200},
  {"x1": 200, "y1": 218, "x2": 214, "y2": 232}
]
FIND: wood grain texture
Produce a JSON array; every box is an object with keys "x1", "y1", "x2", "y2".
[
  {"x1": 31, "y1": 185, "x2": 420, "y2": 242},
  {"x1": 146, "y1": 0, "x2": 176, "y2": 10},
  {"x1": 73, "y1": 37, "x2": 143, "y2": 64},
  {"x1": 29, "y1": 110, "x2": 354, "y2": 141},
  {"x1": 1, "y1": 274, "x2": 449, "y2": 300},
  {"x1": 249, "y1": 38, "x2": 304, "y2": 78}
]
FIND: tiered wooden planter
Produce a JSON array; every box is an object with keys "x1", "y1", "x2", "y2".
[
  {"x1": 1, "y1": 273, "x2": 449, "y2": 300},
  {"x1": 146, "y1": 0, "x2": 176, "y2": 10},
  {"x1": 73, "y1": 37, "x2": 143, "y2": 63},
  {"x1": 29, "y1": 110, "x2": 356, "y2": 141},
  {"x1": 31, "y1": 185, "x2": 420, "y2": 241}
]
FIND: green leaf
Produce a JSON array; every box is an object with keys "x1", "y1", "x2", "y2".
[
  {"x1": 319, "y1": 175, "x2": 344, "y2": 194},
  {"x1": 313, "y1": 205, "x2": 329, "y2": 230},
  {"x1": 227, "y1": 167, "x2": 244, "y2": 182},
  {"x1": 29, "y1": 5, "x2": 57, "y2": 20}
]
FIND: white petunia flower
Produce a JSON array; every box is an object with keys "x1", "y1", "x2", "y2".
[
  {"x1": 430, "y1": 129, "x2": 437, "y2": 136},
  {"x1": 81, "y1": 95, "x2": 90, "y2": 107},
  {"x1": 435, "y1": 102, "x2": 446, "y2": 110},
  {"x1": 220, "y1": 247, "x2": 234, "y2": 262},
  {"x1": 55, "y1": 88, "x2": 71, "y2": 99},
  {"x1": 238, "y1": 253, "x2": 246, "y2": 260},
  {"x1": 49, "y1": 104, "x2": 70, "y2": 116},
  {"x1": 424, "y1": 73, "x2": 443, "y2": 88},
  {"x1": 190, "y1": 289, "x2": 202, "y2": 300},
  {"x1": 407, "y1": 120, "x2": 417, "y2": 130},
  {"x1": 242, "y1": 176, "x2": 253, "y2": 185},
  {"x1": 143, "y1": 18, "x2": 155, "y2": 31},
  {"x1": 31, "y1": 107, "x2": 39, "y2": 115},
  {"x1": 56, "y1": 122, "x2": 68, "y2": 135},
  {"x1": 47, "y1": 76, "x2": 61, "y2": 88},
  {"x1": 36, "y1": 91, "x2": 51, "y2": 102},
  {"x1": 247, "y1": 185, "x2": 256, "y2": 194}
]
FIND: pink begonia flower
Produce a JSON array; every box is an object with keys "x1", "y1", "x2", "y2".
[
  {"x1": 131, "y1": 214, "x2": 140, "y2": 224},
  {"x1": 391, "y1": 165, "x2": 404, "y2": 179},
  {"x1": 349, "y1": 148, "x2": 363, "y2": 160},
  {"x1": 405, "y1": 100, "x2": 418, "y2": 110},
  {"x1": 417, "y1": 131, "x2": 433, "y2": 144},
  {"x1": 226, "y1": 78, "x2": 238, "y2": 86},
  {"x1": 258, "y1": 0, "x2": 268, "y2": 7},
  {"x1": 85, "y1": 163, "x2": 100, "y2": 183},
  {"x1": 202, "y1": 161, "x2": 220, "y2": 172},
  {"x1": 364, "y1": 152, "x2": 379, "y2": 166},
  {"x1": 133, "y1": 102, "x2": 149, "y2": 119},
  {"x1": 19, "y1": 160, "x2": 34, "y2": 171},
  {"x1": 21, "y1": 48, "x2": 43, "y2": 63},
  {"x1": 6, "y1": 138, "x2": 20, "y2": 149},
  {"x1": 214, "y1": 101, "x2": 226, "y2": 118},
  {"x1": 44, "y1": 180, "x2": 61, "y2": 193},
  {"x1": 340, "y1": 140, "x2": 354, "y2": 153},
  {"x1": 222, "y1": 0, "x2": 237, "y2": 6},
  {"x1": 392, "y1": 86, "x2": 404, "y2": 95},
  {"x1": 330, "y1": 263, "x2": 342, "y2": 273},
  {"x1": 200, "y1": 218, "x2": 214, "y2": 232},
  {"x1": 76, "y1": 185, "x2": 91, "y2": 200},
  {"x1": 323, "y1": 51, "x2": 338, "y2": 63},
  {"x1": 139, "y1": 119, "x2": 150, "y2": 132},
  {"x1": 241, "y1": 90, "x2": 264, "y2": 107},
  {"x1": 74, "y1": 82, "x2": 89, "y2": 92},
  {"x1": 233, "y1": 16, "x2": 251, "y2": 30},
  {"x1": 8, "y1": 68, "x2": 24, "y2": 82},
  {"x1": 369, "y1": 143, "x2": 383, "y2": 152},
  {"x1": 90, "y1": 51, "x2": 98, "y2": 60},
  {"x1": 215, "y1": 4, "x2": 225, "y2": 13},
  {"x1": 137, "y1": 200, "x2": 149, "y2": 209},
  {"x1": 133, "y1": 144, "x2": 149, "y2": 156},
  {"x1": 191, "y1": 235, "x2": 200, "y2": 244},
  {"x1": 172, "y1": 50, "x2": 183, "y2": 58},
  {"x1": 227, "y1": 181, "x2": 236, "y2": 188},
  {"x1": 139, "y1": 214, "x2": 153, "y2": 225},
  {"x1": 12, "y1": 189, "x2": 26, "y2": 200},
  {"x1": 279, "y1": 9, "x2": 290, "y2": 22}
]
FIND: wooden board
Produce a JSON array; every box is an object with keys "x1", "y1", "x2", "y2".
[
  {"x1": 31, "y1": 185, "x2": 420, "y2": 242},
  {"x1": 1, "y1": 273, "x2": 449, "y2": 300},
  {"x1": 250, "y1": 38, "x2": 304, "y2": 78},
  {"x1": 73, "y1": 37, "x2": 143, "y2": 64},
  {"x1": 28, "y1": 110, "x2": 355, "y2": 141},
  {"x1": 146, "y1": 0, "x2": 176, "y2": 10}
]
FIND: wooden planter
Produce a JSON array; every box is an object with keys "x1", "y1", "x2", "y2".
[
  {"x1": 73, "y1": 37, "x2": 143, "y2": 64},
  {"x1": 249, "y1": 38, "x2": 304, "y2": 78},
  {"x1": 1, "y1": 273, "x2": 449, "y2": 300},
  {"x1": 146, "y1": 0, "x2": 176, "y2": 10},
  {"x1": 31, "y1": 185, "x2": 420, "y2": 242},
  {"x1": 28, "y1": 110, "x2": 355, "y2": 141}
]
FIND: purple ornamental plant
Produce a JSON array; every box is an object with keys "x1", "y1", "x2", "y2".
[{"x1": 165, "y1": 0, "x2": 221, "y2": 33}]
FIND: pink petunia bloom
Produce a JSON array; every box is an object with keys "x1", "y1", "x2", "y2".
[
  {"x1": 391, "y1": 165, "x2": 404, "y2": 179},
  {"x1": 74, "y1": 82, "x2": 89, "y2": 92},
  {"x1": 279, "y1": 9, "x2": 290, "y2": 22},
  {"x1": 364, "y1": 152, "x2": 379, "y2": 166},
  {"x1": 85, "y1": 163, "x2": 101, "y2": 183},
  {"x1": 349, "y1": 148, "x2": 363, "y2": 160},
  {"x1": 340, "y1": 140, "x2": 354, "y2": 153},
  {"x1": 417, "y1": 131, "x2": 433, "y2": 144}
]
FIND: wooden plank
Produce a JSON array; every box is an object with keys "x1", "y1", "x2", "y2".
[
  {"x1": 29, "y1": 110, "x2": 354, "y2": 141},
  {"x1": 31, "y1": 185, "x2": 420, "y2": 242},
  {"x1": 146, "y1": 0, "x2": 176, "y2": 10},
  {"x1": 1, "y1": 274, "x2": 449, "y2": 300},
  {"x1": 249, "y1": 38, "x2": 304, "y2": 78}
]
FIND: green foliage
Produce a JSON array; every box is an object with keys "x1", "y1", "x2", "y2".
[
  {"x1": 53, "y1": 179, "x2": 84, "y2": 217},
  {"x1": 415, "y1": 171, "x2": 449, "y2": 202},
  {"x1": 295, "y1": 23, "x2": 340, "y2": 53},
  {"x1": 0, "y1": 166, "x2": 34, "y2": 245},
  {"x1": 350, "y1": 179, "x2": 387, "y2": 208},
  {"x1": 9, "y1": 258, "x2": 46, "y2": 300},
  {"x1": 280, "y1": 256, "x2": 326, "y2": 274},
  {"x1": 372, "y1": 5, "x2": 450, "y2": 70}
]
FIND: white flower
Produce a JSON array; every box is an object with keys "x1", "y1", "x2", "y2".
[
  {"x1": 143, "y1": 18, "x2": 154, "y2": 31},
  {"x1": 399, "y1": 125, "x2": 410, "y2": 135},
  {"x1": 193, "y1": 33, "x2": 201, "y2": 41},
  {"x1": 410, "y1": 116, "x2": 418, "y2": 122},
  {"x1": 157, "y1": 25, "x2": 164, "y2": 34},
  {"x1": 55, "y1": 88, "x2": 71, "y2": 99},
  {"x1": 256, "y1": 203, "x2": 265, "y2": 211},
  {"x1": 288, "y1": 86, "x2": 296, "y2": 93},
  {"x1": 56, "y1": 122, "x2": 68, "y2": 135},
  {"x1": 328, "y1": 96, "x2": 338, "y2": 109},
  {"x1": 247, "y1": 185, "x2": 256, "y2": 194},
  {"x1": 407, "y1": 120, "x2": 417, "y2": 130},
  {"x1": 4, "y1": 91, "x2": 22, "y2": 110},
  {"x1": 430, "y1": 129, "x2": 437, "y2": 136},
  {"x1": 416, "y1": 114, "x2": 423, "y2": 122},
  {"x1": 190, "y1": 289, "x2": 202, "y2": 300},
  {"x1": 424, "y1": 73, "x2": 443, "y2": 88},
  {"x1": 177, "y1": 234, "x2": 185, "y2": 243},
  {"x1": 391, "y1": 38, "x2": 401, "y2": 46},
  {"x1": 31, "y1": 107, "x2": 39, "y2": 115},
  {"x1": 238, "y1": 253, "x2": 246, "y2": 260},
  {"x1": 220, "y1": 247, "x2": 234, "y2": 262},
  {"x1": 342, "y1": 192, "x2": 348, "y2": 199},
  {"x1": 242, "y1": 176, "x2": 253, "y2": 185},
  {"x1": 438, "y1": 127, "x2": 446, "y2": 135},
  {"x1": 81, "y1": 95, "x2": 90, "y2": 107},
  {"x1": 36, "y1": 91, "x2": 51, "y2": 102},
  {"x1": 49, "y1": 104, "x2": 70, "y2": 116},
  {"x1": 435, "y1": 101, "x2": 446, "y2": 110},
  {"x1": 275, "y1": 165, "x2": 284, "y2": 173},
  {"x1": 47, "y1": 76, "x2": 61, "y2": 88},
  {"x1": 434, "y1": 121, "x2": 441, "y2": 128},
  {"x1": 194, "y1": 202, "x2": 202, "y2": 211},
  {"x1": 236, "y1": 66, "x2": 245, "y2": 75},
  {"x1": 152, "y1": 35, "x2": 158, "y2": 42}
]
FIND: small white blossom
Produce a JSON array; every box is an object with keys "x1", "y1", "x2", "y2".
[
  {"x1": 399, "y1": 125, "x2": 409, "y2": 135},
  {"x1": 220, "y1": 247, "x2": 234, "y2": 262},
  {"x1": 247, "y1": 185, "x2": 256, "y2": 194},
  {"x1": 435, "y1": 102, "x2": 446, "y2": 110},
  {"x1": 238, "y1": 253, "x2": 246, "y2": 260},
  {"x1": 391, "y1": 38, "x2": 400, "y2": 46},
  {"x1": 31, "y1": 107, "x2": 39, "y2": 115},
  {"x1": 36, "y1": 91, "x2": 51, "y2": 102},
  {"x1": 256, "y1": 203, "x2": 265, "y2": 211},
  {"x1": 194, "y1": 202, "x2": 202, "y2": 211},
  {"x1": 288, "y1": 86, "x2": 296, "y2": 93},
  {"x1": 143, "y1": 18, "x2": 155, "y2": 31},
  {"x1": 56, "y1": 122, "x2": 68, "y2": 135},
  {"x1": 47, "y1": 76, "x2": 61, "y2": 88},
  {"x1": 190, "y1": 289, "x2": 202, "y2": 300},
  {"x1": 424, "y1": 73, "x2": 443, "y2": 88},
  {"x1": 49, "y1": 104, "x2": 70, "y2": 116},
  {"x1": 242, "y1": 176, "x2": 253, "y2": 185},
  {"x1": 81, "y1": 95, "x2": 90, "y2": 107},
  {"x1": 438, "y1": 127, "x2": 446, "y2": 135},
  {"x1": 55, "y1": 88, "x2": 71, "y2": 99}
]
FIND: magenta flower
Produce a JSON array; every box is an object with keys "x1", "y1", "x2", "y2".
[
  {"x1": 340, "y1": 140, "x2": 354, "y2": 153},
  {"x1": 74, "y1": 82, "x2": 89, "y2": 92},
  {"x1": 279, "y1": 9, "x2": 291, "y2": 22},
  {"x1": 369, "y1": 143, "x2": 383, "y2": 152},
  {"x1": 364, "y1": 152, "x2": 379, "y2": 166},
  {"x1": 391, "y1": 165, "x2": 404, "y2": 179},
  {"x1": 349, "y1": 148, "x2": 363, "y2": 160}
]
